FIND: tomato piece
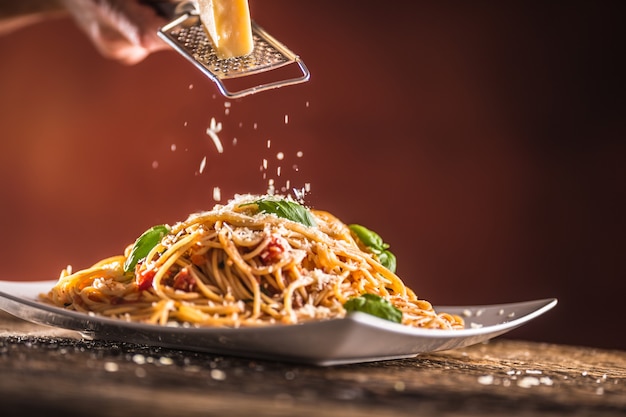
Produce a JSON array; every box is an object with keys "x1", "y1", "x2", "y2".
[
  {"x1": 259, "y1": 236, "x2": 286, "y2": 265},
  {"x1": 136, "y1": 268, "x2": 156, "y2": 291},
  {"x1": 172, "y1": 268, "x2": 196, "y2": 292}
]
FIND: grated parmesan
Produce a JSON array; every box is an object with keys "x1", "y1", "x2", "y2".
[{"x1": 206, "y1": 117, "x2": 224, "y2": 153}]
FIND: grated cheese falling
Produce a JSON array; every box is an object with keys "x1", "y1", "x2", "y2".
[
  {"x1": 206, "y1": 117, "x2": 224, "y2": 153},
  {"x1": 199, "y1": 156, "x2": 207, "y2": 174},
  {"x1": 292, "y1": 187, "x2": 306, "y2": 202}
]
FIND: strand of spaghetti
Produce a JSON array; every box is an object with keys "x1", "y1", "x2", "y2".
[
  {"x1": 259, "y1": 302, "x2": 284, "y2": 322},
  {"x1": 217, "y1": 224, "x2": 261, "y2": 318},
  {"x1": 222, "y1": 256, "x2": 253, "y2": 303},
  {"x1": 364, "y1": 257, "x2": 408, "y2": 297},
  {"x1": 241, "y1": 232, "x2": 272, "y2": 260},
  {"x1": 208, "y1": 246, "x2": 229, "y2": 294},
  {"x1": 54, "y1": 259, "x2": 121, "y2": 291},
  {"x1": 257, "y1": 268, "x2": 281, "y2": 291},
  {"x1": 175, "y1": 304, "x2": 223, "y2": 325},
  {"x1": 190, "y1": 302, "x2": 242, "y2": 315},
  {"x1": 162, "y1": 282, "x2": 200, "y2": 300},
  {"x1": 283, "y1": 276, "x2": 316, "y2": 323},
  {"x1": 331, "y1": 270, "x2": 352, "y2": 304},
  {"x1": 177, "y1": 210, "x2": 260, "y2": 233},
  {"x1": 323, "y1": 246, "x2": 366, "y2": 272},
  {"x1": 187, "y1": 264, "x2": 226, "y2": 303},
  {"x1": 312, "y1": 284, "x2": 337, "y2": 307},
  {"x1": 151, "y1": 234, "x2": 198, "y2": 299},
  {"x1": 272, "y1": 268, "x2": 287, "y2": 291},
  {"x1": 146, "y1": 299, "x2": 171, "y2": 324},
  {"x1": 153, "y1": 232, "x2": 198, "y2": 269}
]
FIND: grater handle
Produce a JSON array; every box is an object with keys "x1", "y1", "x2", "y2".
[
  {"x1": 141, "y1": 1, "x2": 197, "y2": 19},
  {"x1": 213, "y1": 57, "x2": 310, "y2": 99}
]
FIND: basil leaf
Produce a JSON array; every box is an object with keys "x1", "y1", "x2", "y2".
[
  {"x1": 376, "y1": 250, "x2": 397, "y2": 273},
  {"x1": 348, "y1": 224, "x2": 396, "y2": 272},
  {"x1": 343, "y1": 293, "x2": 402, "y2": 323},
  {"x1": 254, "y1": 198, "x2": 317, "y2": 227},
  {"x1": 348, "y1": 224, "x2": 386, "y2": 251},
  {"x1": 123, "y1": 225, "x2": 170, "y2": 274}
]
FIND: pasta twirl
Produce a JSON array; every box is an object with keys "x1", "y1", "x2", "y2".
[{"x1": 42, "y1": 194, "x2": 464, "y2": 330}]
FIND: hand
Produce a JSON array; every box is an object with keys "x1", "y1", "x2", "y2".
[{"x1": 60, "y1": 0, "x2": 176, "y2": 65}]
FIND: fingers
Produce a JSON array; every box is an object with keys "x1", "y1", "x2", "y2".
[
  {"x1": 60, "y1": 0, "x2": 171, "y2": 64},
  {"x1": 90, "y1": 22, "x2": 151, "y2": 65}
]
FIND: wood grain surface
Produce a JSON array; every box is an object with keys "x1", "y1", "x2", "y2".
[{"x1": 1, "y1": 311, "x2": 624, "y2": 417}]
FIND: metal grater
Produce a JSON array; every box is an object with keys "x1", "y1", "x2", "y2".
[{"x1": 157, "y1": 2, "x2": 310, "y2": 98}]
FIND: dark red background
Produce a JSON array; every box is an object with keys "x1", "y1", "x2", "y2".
[{"x1": 0, "y1": 1, "x2": 624, "y2": 349}]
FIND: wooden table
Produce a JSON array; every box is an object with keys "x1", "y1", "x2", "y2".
[{"x1": 1, "y1": 311, "x2": 624, "y2": 417}]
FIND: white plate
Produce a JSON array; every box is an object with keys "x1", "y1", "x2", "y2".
[{"x1": 0, "y1": 280, "x2": 557, "y2": 366}]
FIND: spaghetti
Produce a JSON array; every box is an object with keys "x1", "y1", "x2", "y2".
[{"x1": 42, "y1": 194, "x2": 464, "y2": 330}]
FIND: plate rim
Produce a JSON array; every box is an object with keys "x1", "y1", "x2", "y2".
[
  {"x1": 0, "y1": 279, "x2": 557, "y2": 365},
  {"x1": 0, "y1": 279, "x2": 557, "y2": 337}
]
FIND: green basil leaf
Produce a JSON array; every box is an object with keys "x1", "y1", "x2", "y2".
[
  {"x1": 343, "y1": 293, "x2": 402, "y2": 323},
  {"x1": 348, "y1": 224, "x2": 385, "y2": 251},
  {"x1": 123, "y1": 225, "x2": 170, "y2": 274},
  {"x1": 349, "y1": 224, "x2": 396, "y2": 272},
  {"x1": 376, "y1": 250, "x2": 397, "y2": 273},
  {"x1": 254, "y1": 198, "x2": 317, "y2": 227}
]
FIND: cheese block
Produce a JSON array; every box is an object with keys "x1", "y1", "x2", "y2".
[{"x1": 197, "y1": 0, "x2": 254, "y2": 59}]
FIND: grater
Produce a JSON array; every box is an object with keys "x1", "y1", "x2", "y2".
[{"x1": 155, "y1": 1, "x2": 310, "y2": 98}]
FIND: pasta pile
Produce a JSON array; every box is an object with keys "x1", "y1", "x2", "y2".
[{"x1": 42, "y1": 194, "x2": 464, "y2": 330}]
